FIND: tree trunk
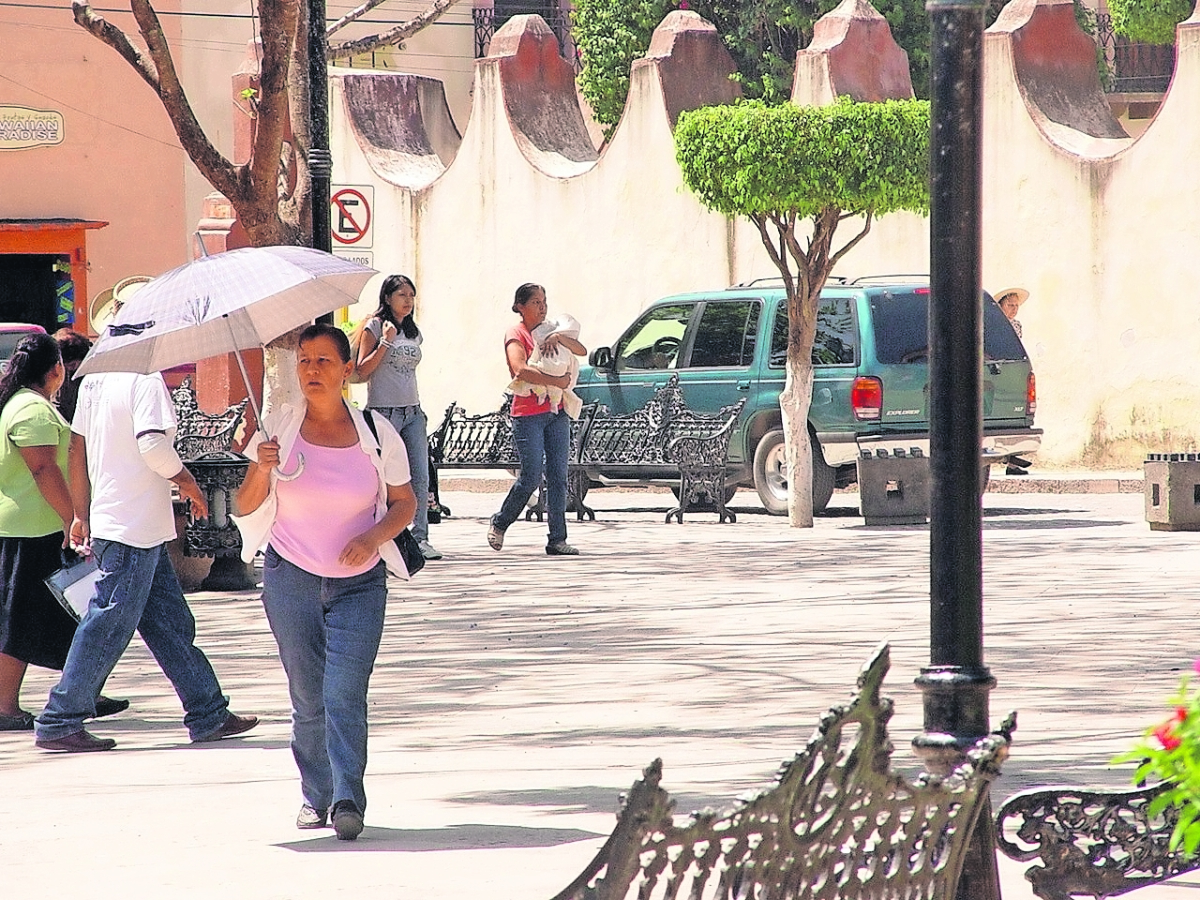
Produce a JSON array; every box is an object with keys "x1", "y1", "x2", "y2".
[{"x1": 780, "y1": 362, "x2": 815, "y2": 527}]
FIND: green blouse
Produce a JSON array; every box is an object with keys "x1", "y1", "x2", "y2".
[{"x1": 0, "y1": 388, "x2": 69, "y2": 538}]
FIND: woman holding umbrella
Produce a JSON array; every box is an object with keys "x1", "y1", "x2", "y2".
[{"x1": 235, "y1": 323, "x2": 416, "y2": 841}]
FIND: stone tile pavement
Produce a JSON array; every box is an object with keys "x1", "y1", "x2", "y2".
[{"x1": 2, "y1": 483, "x2": 1198, "y2": 899}]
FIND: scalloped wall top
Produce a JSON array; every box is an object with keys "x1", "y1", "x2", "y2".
[
  {"x1": 487, "y1": 14, "x2": 598, "y2": 172},
  {"x1": 794, "y1": 0, "x2": 914, "y2": 104},
  {"x1": 991, "y1": 0, "x2": 1128, "y2": 140},
  {"x1": 338, "y1": 72, "x2": 461, "y2": 190},
  {"x1": 638, "y1": 10, "x2": 742, "y2": 127}
]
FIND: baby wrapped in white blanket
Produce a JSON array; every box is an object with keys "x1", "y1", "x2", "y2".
[{"x1": 508, "y1": 313, "x2": 583, "y2": 419}]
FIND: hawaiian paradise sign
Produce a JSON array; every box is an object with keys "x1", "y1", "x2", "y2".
[{"x1": 0, "y1": 106, "x2": 64, "y2": 151}]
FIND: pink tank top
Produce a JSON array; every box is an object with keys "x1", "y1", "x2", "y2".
[{"x1": 270, "y1": 434, "x2": 381, "y2": 577}]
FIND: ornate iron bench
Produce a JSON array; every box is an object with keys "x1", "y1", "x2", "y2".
[
  {"x1": 578, "y1": 374, "x2": 746, "y2": 522},
  {"x1": 430, "y1": 377, "x2": 745, "y2": 522},
  {"x1": 550, "y1": 643, "x2": 1015, "y2": 900},
  {"x1": 427, "y1": 397, "x2": 597, "y2": 522},
  {"x1": 171, "y1": 375, "x2": 249, "y2": 463},
  {"x1": 996, "y1": 781, "x2": 1200, "y2": 899}
]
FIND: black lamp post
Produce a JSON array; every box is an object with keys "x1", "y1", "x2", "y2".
[
  {"x1": 913, "y1": 0, "x2": 1000, "y2": 897},
  {"x1": 308, "y1": 0, "x2": 333, "y2": 325}
]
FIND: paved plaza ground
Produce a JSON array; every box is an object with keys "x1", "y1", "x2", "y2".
[{"x1": 3, "y1": 479, "x2": 1199, "y2": 899}]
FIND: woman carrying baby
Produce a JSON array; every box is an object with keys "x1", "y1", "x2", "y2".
[{"x1": 487, "y1": 283, "x2": 586, "y2": 556}]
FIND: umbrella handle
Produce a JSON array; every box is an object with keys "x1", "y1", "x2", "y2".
[{"x1": 276, "y1": 451, "x2": 305, "y2": 482}]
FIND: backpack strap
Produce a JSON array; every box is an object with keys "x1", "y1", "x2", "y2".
[{"x1": 362, "y1": 408, "x2": 382, "y2": 456}]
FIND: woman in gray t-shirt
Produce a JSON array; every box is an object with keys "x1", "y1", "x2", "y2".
[{"x1": 354, "y1": 274, "x2": 441, "y2": 560}]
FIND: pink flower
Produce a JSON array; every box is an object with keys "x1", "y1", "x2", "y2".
[
  {"x1": 1193, "y1": 658, "x2": 1200, "y2": 675},
  {"x1": 678, "y1": 1, "x2": 690, "y2": 7},
  {"x1": 1155, "y1": 721, "x2": 1183, "y2": 751}
]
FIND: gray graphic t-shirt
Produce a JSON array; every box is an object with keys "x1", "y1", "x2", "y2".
[{"x1": 365, "y1": 318, "x2": 422, "y2": 408}]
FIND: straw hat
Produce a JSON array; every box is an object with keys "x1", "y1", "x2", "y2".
[
  {"x1": 90, "y1": 275, "x2": 153, "y2": 330},
  {"x1": 994, "y1": 287, "x2": 1029, "y2": 307}
]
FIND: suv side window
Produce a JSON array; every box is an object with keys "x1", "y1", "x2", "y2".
[
  {"x1": 687, "y1": 300, "x2": 760, "y2": 368},
  {"x1": 615, "y1": 304, "x2": 693, "y2": 371},
  {"x1": 769, "y1": 297, "x2": 857, "y2": 367}
]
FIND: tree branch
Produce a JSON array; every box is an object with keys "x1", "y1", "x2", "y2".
[
  {"x1": 241, "y1": 0, "x2": 300, "y2": 231},
  {"x1": 72, "y1": 3, "x2": 160, "y2": 95},
  {"x1": 326, "y1": 0, "x2": 392, "y2": 37},
  {"x1": 73, "y1": 1, "x2": 241, "y2": 202},
  {"x1": 828, "y1": 210, "x2": 875, "y2": 272},
  {"x1": 328, "y1": 0, "x2": 464, "y2": 60}
]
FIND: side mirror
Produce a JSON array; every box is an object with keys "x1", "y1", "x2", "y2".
[{"x1": 590, "y1": 347, "x2": 613, "y2": 369}]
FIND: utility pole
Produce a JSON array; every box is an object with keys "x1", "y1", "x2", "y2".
[
  {"x1": 309, "y1": 0, "x2": 334, "y2": 324},
  {"x1": 914, "y1": 0, "x2": 1001, "y2": 897}
]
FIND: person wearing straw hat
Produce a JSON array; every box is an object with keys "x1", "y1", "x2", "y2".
[
  {"x1": 994, "y1": 287, "x2": 1032, "y2": 474},
  {"x1": 994, "y1": 287, "x2": 1029, "y2": 339}
]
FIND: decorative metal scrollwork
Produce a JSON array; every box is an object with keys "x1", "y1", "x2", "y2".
[
  {"x1": 996, "y1": 782, "x2": 1199, "y2": 899},
  {"x1": 551, "y1": 644, "x2": 1015, "y2": 900}
]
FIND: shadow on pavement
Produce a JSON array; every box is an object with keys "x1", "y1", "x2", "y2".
[{"x1": 276, "y1": 822, "x2": 604, "y2": 852}]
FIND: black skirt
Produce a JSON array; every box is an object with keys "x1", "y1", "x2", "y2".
[{"x1": 0, "y1": 532, "x2": 78, "y2": 670}]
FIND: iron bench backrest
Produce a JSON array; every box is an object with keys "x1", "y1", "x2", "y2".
[
  {"x1": 429, "y1": 397, "x2": 516, "y2": 467},
  {"x1": 996, "y1": 781, "x2": 1198, "y2": 900},
  {"x1": 551, "y1": 644, "x2": 1015, "y2": 900},
  {"x1": 171, "y1": 376, "x2": 249, "y2": 461}
]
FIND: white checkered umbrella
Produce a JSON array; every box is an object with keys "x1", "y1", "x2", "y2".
[
  {"x1": 75, "y1": 245, "x2": 375, "y2": 378},
  {"x1": 75, "y1": 245, "x2": 376, "y2": 480}
]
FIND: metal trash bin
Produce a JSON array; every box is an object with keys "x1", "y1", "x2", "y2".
[
  {"x1": 857, "y1": 448, "x2": 930, "y2": 526},
  {"x1": 181, "y1": 452, "x2": 255, "y2": 590},
  {"x1": 1144, "y1": 452, "x2": 1200, "y2": 532}
]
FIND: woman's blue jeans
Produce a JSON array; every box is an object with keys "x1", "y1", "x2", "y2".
[
  {"x1": 261, "y1": 547, "x2": 387, "y2": 814},
  {"x1": 492, "y1": 410, "x2": 571, "y2": 544},
  {"x1": 373, "y1": 405, "x2": 431, "y2": 543}
]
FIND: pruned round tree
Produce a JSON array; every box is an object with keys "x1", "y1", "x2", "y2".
[{"x1": 675, "y1": 97, "x2": 930, "y2": 526}]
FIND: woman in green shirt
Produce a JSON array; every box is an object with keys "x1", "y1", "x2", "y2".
[{"x1": 0, "y1": 333, "x2": 125, "y2": 730}]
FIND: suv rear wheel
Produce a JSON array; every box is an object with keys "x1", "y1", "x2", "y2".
[{"x1": 753, "y1": 429, "x2": 835, "y2": 516}]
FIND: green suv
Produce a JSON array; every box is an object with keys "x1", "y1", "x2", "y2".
[{"x1": 574, "y1": 278, "x2": 1040, "y2": 514}]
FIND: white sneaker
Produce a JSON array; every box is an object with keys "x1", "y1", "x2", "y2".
[{"x1": 418, "y1": 539, "x2": 443, "y2": 560}]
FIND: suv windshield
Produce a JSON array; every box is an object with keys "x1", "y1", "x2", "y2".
[
  {"x1": 615, "y1": 304, "x2": 692, "y2": 370},
  {"x1": 870, "y1": 291, "x2": 1027, "y2": 364}
]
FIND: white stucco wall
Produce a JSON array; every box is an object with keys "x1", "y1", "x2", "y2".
[{"x1": 329, "y1": 1, "x2": 1200, "y2": 467}]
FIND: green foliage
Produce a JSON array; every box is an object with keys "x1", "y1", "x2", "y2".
[
  {"x1": 572, "y1": 0, "x2": 995, "y2": 136},
  {"x1": 674, "y1": 98, "x2": 930, "y2": 222},
  {"x1": 1114, "y1": 663, "x2": 1200, "y2": 855},
  {"x1": 571, "y1": 0, "x2": 672, "y2": 133},
  {"x1": 1108, "y1": 0, "x2": 1192, "y2": 45}
]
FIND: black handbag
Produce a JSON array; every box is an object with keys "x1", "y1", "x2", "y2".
[{"x1": 363, "y1": 410, "x2": 425, "y2": 576}]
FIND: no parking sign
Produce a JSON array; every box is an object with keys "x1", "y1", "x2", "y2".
[{"x1": 331, "y1": 185, "x2": 373, "y2": 248}]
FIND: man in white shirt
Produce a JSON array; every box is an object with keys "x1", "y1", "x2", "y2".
[{"x1": 35, "y1": 372, "x2": 258, "y2": 752}]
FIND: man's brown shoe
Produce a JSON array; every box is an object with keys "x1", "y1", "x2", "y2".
[
  {"x1": 36, "y1": 730, "x2": 116, "y2": 753},
  {"x1": 193, "y1": 712, "x2": 259, "y2": 743}
]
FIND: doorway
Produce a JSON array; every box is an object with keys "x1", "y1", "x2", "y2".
[{"x1": 0, "y1": 254, "x2": 67, "y2": 331}]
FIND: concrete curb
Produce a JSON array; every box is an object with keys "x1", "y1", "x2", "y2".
[{"x1": 442, "y1": 472, "x2": 1148, "y2": 496}]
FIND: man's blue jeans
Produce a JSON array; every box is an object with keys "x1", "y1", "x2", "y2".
[
  {"x1": 373, "y1": 405, "x2": 431, "y2": 543},
  {"x1": 36, "y1": 540, "x2": 229, "y2": 742},
  {"x1": 492, "y1": 410, "x2": 571, "y2": 544},
  {"x1": 261, "y1": 546, "x2": 387, "y2": 814}
]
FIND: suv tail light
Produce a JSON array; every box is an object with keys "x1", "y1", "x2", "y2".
[
  {"x1": 1026, "y1": 371, "x2": 1037, "y2": 418},
  {"x1": 851, "y1": 376, "x2": 883, "y2": 420}
]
